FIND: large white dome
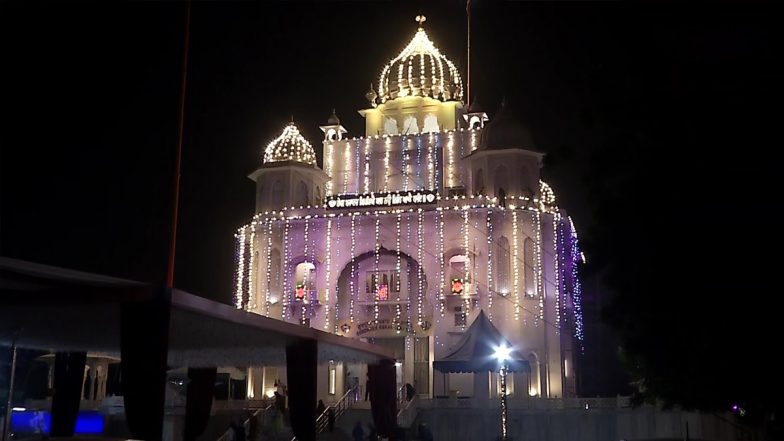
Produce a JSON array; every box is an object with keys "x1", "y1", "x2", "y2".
[{"x1": 375, "y1": 17, "x2": 463, "y2": 104}]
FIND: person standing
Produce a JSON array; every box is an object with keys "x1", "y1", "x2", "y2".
[
  {"x1": 247, "y1": 411, "x2": 259, "y2": 441},
  {"x1": 316, "y1": 399, "x2": 326, "y2": 416},
  {"x1": 274, "y1": 391, "x2": 286, "y2": 417},
  {"x1": 352, "y1": 422, "x2": 364, "y2": 441},
  {"x1": 231, "y1": 420, "x2": 246, "y2": 441},
  {"x1": 405, "y1": 382, "x2": 415, "y2": 401},
  {"x1": 327, "y1": 407, "x2": 335, "y2": 432}
]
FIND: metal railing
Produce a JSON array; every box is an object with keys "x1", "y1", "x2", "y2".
[
  {"x1": 216, "y1": 403, "x2": 273, "y2": 441},
  {"x1": 417, "y1": 395, "x2": 633, "y2": 410},
  {"x1": 315, "y1": 385, "x2": 359, "y2": 434},
  {"x1": 396, "y1": 385, "x2": 418, "y2": 427}
]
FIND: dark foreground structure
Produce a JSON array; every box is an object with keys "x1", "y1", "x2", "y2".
[{"x1": 0, "y1": 257, "x2": 395, "y2": 441}]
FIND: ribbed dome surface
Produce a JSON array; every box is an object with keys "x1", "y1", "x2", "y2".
[
  {"x1": 376, "y1": 22, "x2": 463, "y2": 104},
  {"x1": 263, "y1": 122, "x2": 316, "y2": 166},
  {"x1": 479, "y1": 101, "x2": 535, "y2": 150}
]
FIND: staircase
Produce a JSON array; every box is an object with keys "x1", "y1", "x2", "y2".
[
  {"x1": 316, "y1": 385, "x2": 360, "y2": 434},
  {"x1": 215, "y1": 386, "x2": 368, "y2": 441},
  {"x1": 396, "y1": 386, "x2": 418, "y2": 429}
]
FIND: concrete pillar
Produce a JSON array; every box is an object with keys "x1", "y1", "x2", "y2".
[
  {"x1": 47, "y1": 362, "x2": 54, "y2": 390},
  {"x1": 404, "y1": 335, "x2": 414, "y2": 386},
  {"x1": 81, "y1": 365, "x2": 89, "y2": 400},
  {"x1": 95, "y1": 363, "x2": 106, "y2": 400},
  {"x1": 286, "y1": 339, "x2": 318, "y2": 441},
  {"x1": 87, "y1": 361, "x2": 97, "y2": 400},
  {"x1": 473, "y1": 371, "x2": 490, "y2": 407}
]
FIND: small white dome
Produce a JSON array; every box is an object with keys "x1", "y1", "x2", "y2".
[{"x1": 263, "y1": 122, "x2": 316, "y2": 166}]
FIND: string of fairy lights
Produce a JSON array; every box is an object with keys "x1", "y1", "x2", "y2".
[
  {"x1": 417, "y1": 209, "x2": 425, "y2": 327},
  {"x1": 248, "y1": 225, "x2": 256, "y2": 310},
  {"x1": 230, "y1": 198, "x2": 572, "y2": 324},
  {"x1": 534, "y1": 211, "x2": 544, "y2": 325},
  {"x1": 262, "y1": 122, "x2": 316, "y2": 166},
  {"x1": 512, "y1": 210, "x2": 521, "y2": 321},
  {"x1": 462, "y1": 207, "x2": 470, "y2": 329},
  {"x1": 342, "y1": 143, "x2": 351, "y2": 194},
  {"x1": 349, "y1": 214, "x2": 356, "y2": 324},
  {"x1": 265, "y1": 218, "x2": 273, "y2": 316},
  {"x1": 325, "y1": 142, "x2": 334, "y2": 196},
  {"x1": 238, "y1": 116, "x2": 586, "y2": 352},
  {"x1": 364, "y1": 139, "x2": 371, "y2": 193},
  {"x1": 552, "y1": 212, "x2": 561, "y2": 332},
  {"x1": 234, "y1": 226, "x2": 246, "y2": 309},
  {"x1": 373, "y1": 214, "x2": 381, "y2": 323},
  {"x1": 301, "y1": 216, "x2": 310, "y2": 324},
  {"x1": 486, "y1": 209, "x2": 494, "y2": 320},
  {"x1": 437, "y1": 209, "x2": 446, "y2": 318},
  {"x1": 282, "y1": 219, "x2": 291, "y2": 319},
  {"x1": 333, "y1": 216, "x2": 342, "y2": 333},
  {"x1": 375, "y1": 22, "x2": 463, "y2": 103},
  {"x1": 395, "y1": 213, "x2": 402, "y2": 333},
  {"x1": 402, "y1": 137, "x2": 409, "y2": 191},
  {"x1": 324, "y1": 218, "x2": 332, "y2": 331}
]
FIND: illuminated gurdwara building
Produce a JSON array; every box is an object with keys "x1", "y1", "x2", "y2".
[{"x1": 233, "y1": 18, "x2": 584, "y2": 400}]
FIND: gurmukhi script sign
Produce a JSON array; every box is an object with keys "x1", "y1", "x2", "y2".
[{"x1": 326, "y1": 190, "x2": 437, "y2": 209}]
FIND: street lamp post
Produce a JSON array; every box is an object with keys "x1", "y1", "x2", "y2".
[{"x1": 494, "y1": 343, "x2": 513, "y2": 441}]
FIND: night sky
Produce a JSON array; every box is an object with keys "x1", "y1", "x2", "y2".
[{"x1": 1, "y1": 0, "x2": 779, "y2": 358}]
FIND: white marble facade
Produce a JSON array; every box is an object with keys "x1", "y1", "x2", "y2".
[{"x1": 233, "y1": 20, "x2": 584, "y2": 403}]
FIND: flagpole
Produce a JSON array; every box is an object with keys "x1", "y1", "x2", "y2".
[
  {"x1": 466, "y1": 0, "x2": 472, "y2": 105},
  {"x1": 166, "y1": 0, "x2": 192, "y2": 289}
]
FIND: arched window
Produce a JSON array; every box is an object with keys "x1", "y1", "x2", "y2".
[
  {"x1": 271, "y1": 180, "x2": 284, "y2": 207},
  {"x1": 294, "y1": 261, "x2": 316, "y2": 303},
  {"x1": 528, "y1": 352, "x2": 541, "y2": 397},
  {"x1": 402, "y1": 115, "x2": 419, "y2": 134},
  {"x1": 448, "y1": 255, "x2": 471, "y2": 296},
  {"x1": 495, "y1": 236, "x2": 511, "y2": 295},
  {"x1": 474, "y1": 168, "x2": 484, "y2": 195},
  {"x1": 384, "y1": 117, "x2": 399, "y2": 135},
  {"x1": 326, "y1": 128, "x2": 337, "y2": 141},
  {"x1": 423, "y1": 114, "x2": 439, "y2": 133},
  {"x1": 469, "y1": 115, "x2": 482, "y2": 130},
  {"x1": 524, "y1": 238, "x2": 535, "y2": 297},
  {"x1": 296, "y1": 181, "x2": 308, "y2": 207}
]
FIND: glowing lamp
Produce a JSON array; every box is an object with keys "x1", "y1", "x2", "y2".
[
  {"x1": 451, "y1": 278, "x2": 464, "y2": 295},
  {"x1": 378, "y1": 284, "x2": 389, "y2": 301},
  {"x1": 493, "y1": 344, "x2": 512, "y2": 363}
]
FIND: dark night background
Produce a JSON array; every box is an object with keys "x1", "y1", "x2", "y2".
[{"x1": 1, "y1": 0, "x2": 781, "y2": 424}]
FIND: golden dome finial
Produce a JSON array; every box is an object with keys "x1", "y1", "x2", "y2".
[{"x1": 415, "y1": 15, "x2": 426, "y2": 28}]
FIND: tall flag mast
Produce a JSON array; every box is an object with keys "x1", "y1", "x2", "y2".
[{"x1": 466, "y1": 0, "x2": 472, "y2": 105}]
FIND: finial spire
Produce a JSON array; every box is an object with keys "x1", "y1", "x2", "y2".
[{"x1": 415, "y1": 15, "x2": 426, "y2": 28}]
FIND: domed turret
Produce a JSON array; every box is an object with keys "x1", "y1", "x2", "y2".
[
  {"x1": 263, "y1": 121, "x2": 317, "y2": 166},
  {"x1": 376, "y1": 16, "x2": 463, "y2": 104},
  {"x1": 479, "y1": 100, "x2": 535, "y2": 150},
  {"x1": 320, "y1": 109, "x2": 347, "y2": 141}
]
